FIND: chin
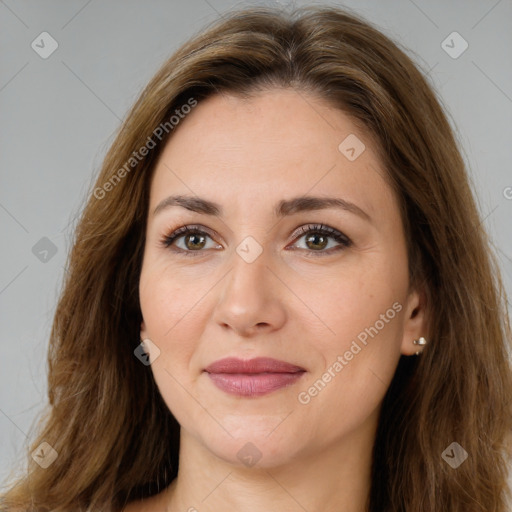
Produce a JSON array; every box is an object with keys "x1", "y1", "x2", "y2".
[{"x1": 197, "y1": 423, "x2": 307, "y2": 470}]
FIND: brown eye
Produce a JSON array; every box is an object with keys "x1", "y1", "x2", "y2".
[
  {"x1": 304, "y1": 232, "x2": 329, "y2": 251},
  {"x1": 290, "y1": 223, "x2": 352, "y2": 256},
  {"x1": 161, "y1": 225, "x2": 221, "y2": 256},
  {"x1": 182, "y1": 232, "x2": 207, "y2": 250}
]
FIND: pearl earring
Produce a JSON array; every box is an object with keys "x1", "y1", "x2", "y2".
[{"x1": 413, "y1": 336, "x2": 427, "y2": 355}]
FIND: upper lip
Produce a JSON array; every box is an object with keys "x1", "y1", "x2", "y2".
[{"x1": 204, "y1": 357, "x2": 305, "y2": 374}]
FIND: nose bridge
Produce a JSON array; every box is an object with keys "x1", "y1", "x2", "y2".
[
  {"x1": 212, "y1": 232, "x2": 286, "y2": 334},
  {"x1": 225, "y1": 235, "x2": 272, "y2": 304}
]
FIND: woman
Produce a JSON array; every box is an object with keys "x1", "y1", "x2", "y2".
[{"x1": 1, "y1": 5, "x2": 511, "y2": 512}]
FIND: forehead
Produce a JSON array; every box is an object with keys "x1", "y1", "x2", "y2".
[{"x1": 148, "y1": 88, "x2": 393, "y2": 219}]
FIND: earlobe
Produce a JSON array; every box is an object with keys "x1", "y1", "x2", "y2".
[
  {"x1": 140, "y1": 320, "x2": 147, "y2": 341},
  {"x1": 400, "y1": 289, "x2": 429, "y2": 356}
]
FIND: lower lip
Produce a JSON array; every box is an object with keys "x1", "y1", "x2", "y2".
[{"x1": 206, "y1": 372, "x2": 305, "y2": 397}]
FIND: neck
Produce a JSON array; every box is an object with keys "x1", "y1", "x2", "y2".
[{"x1": 162, "y1": 410, "x2": 378, "y2": 512}]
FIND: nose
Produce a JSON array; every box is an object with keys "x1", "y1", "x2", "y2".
[{"x1": 212, "y1": 246, "x2": 287, "y2": 338}]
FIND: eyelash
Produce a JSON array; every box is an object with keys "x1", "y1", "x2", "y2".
[{"x1": 159, "y1": 223, "x2": 352, "y2": 258}]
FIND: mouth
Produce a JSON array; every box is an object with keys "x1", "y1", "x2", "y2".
[{"x1": 204, "y1": 357, "x2": 306, "y2": 397}]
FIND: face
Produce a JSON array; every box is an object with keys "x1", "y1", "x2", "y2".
[{"x1": 138, "y1": 87, "x2": 426, "y2": 468}]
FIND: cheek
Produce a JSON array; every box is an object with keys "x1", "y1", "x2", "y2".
[
  {"x1": 140, "y1": 258, "x2": 203, "y2": 338},
  {"x1": 295, "y1": 271, "x2": 405, "y2": 438},
  {"x1": 305, "y1": 255, "x2": 407, "y2": 389},
  {"x1": 139, "y1": 264, "x2": 205, "y2": 381},
  {"x1": 139, "y1": 268, "x2": 206, "y2": 424},
  {"x1": 316, "y1": 258, "x2": 405, "y2": 336}
]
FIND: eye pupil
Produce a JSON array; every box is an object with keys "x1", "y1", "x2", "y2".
[{"x1": 305, "y1": 233, "x2": 328, "y2": 250}]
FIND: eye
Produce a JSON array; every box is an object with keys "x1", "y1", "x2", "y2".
[
  {"x1": 160, "y1": 225, "x2": 221, "y2": 256},
  {"x1": 159, "y1": 223, "x2": 352, "y2": 257},
  {"x1": 288, "y1": 223, "x2": 352, "y2": 256}
]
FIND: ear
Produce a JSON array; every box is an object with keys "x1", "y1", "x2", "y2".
[
  {"x1": 140, "y1": 320, "x2": 148, "y2": 341},
  {"x1": 400, "y1": 287, "x2": 429, "y2": 356}
]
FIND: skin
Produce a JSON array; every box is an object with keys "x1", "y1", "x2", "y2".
[{"x1": 129, "y1": 87, "x2": 428, "y2": 512}]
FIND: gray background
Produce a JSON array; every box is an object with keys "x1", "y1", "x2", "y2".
[{"x1": 1, "y1": 0, "x2": 511, "y2": 485}]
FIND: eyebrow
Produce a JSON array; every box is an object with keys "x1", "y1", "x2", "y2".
[{"x1": 152, "y1": 194, "x2": 371, "y2": 222}]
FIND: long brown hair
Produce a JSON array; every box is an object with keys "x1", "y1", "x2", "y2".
[{"x1": 2, "y1": 5, "x2": 511, "y2": 511}]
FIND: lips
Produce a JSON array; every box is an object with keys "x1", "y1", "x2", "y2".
[{"x1": 204, "y1": 357, "x2": 306, "y2": 397}]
